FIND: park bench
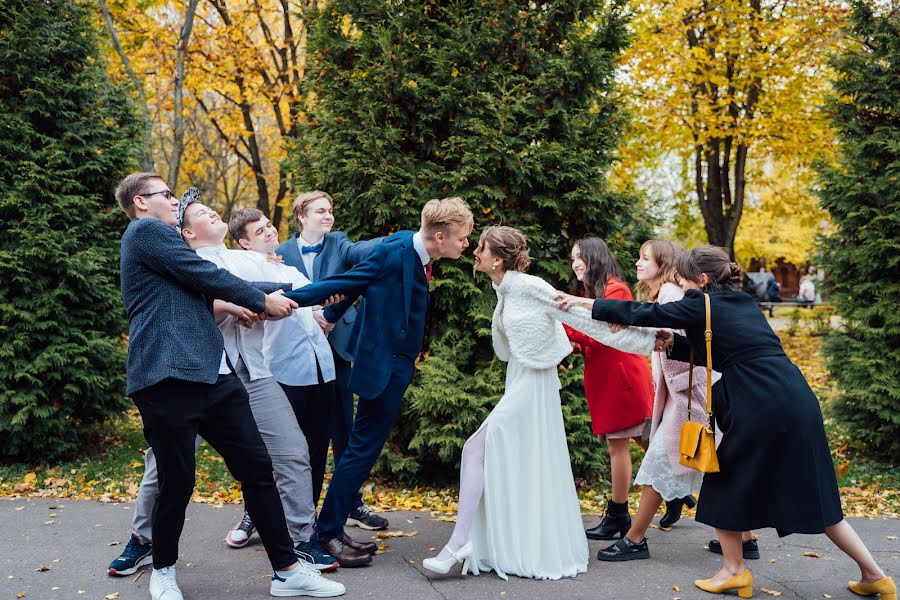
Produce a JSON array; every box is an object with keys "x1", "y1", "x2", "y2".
[{"x1": 758, "y1": 300, "x2": 825, "y2": 317}]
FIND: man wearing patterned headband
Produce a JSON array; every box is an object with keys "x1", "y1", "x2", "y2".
[{"x1": 113, "y1": 173, "x2": 332, "y2": 600}]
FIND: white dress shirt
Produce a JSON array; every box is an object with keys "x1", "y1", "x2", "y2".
[
  {"x1": 411, "y1": 231, "x2": 430, "y2": 266},
  {"x1": 196, "y1": 245, "x2": 335, "y2": 385},
  {"x1": 196, "y1": 245, "x2": 268, "y2": 379},
  {"x1": 296, "y1": 233, "x2": 323, "y2": 281},
  {"x1": 253, "y1": 255, "x2": 336, "y2": 386}
]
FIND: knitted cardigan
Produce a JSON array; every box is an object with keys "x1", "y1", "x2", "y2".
[{"x1": 491, "y1": 271, "x2": 656, "y2": 369}]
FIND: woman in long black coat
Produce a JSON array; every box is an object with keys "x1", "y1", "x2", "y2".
[{"x1": 555, "y1": 246, "x2": 894, "y2": 600}]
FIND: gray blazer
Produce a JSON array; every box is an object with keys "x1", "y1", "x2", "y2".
[
  {"x1": 276, "y1": 231, "x2": 378, "y2": 362},
  {"x1": 120, "y1": 218, "x2": 281, "y2": 395}
]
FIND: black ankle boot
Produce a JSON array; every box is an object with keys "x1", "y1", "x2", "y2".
[
  {"x1": 659, "y1": 495, "x2": 696, "y2": 529},
  {"x1": 585, "y1": 500, "x2": 631, "y2": 540}
]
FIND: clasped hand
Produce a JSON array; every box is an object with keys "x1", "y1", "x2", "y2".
[{"x1": 552, "y1": 290, "x2": 673, "y2": 351}]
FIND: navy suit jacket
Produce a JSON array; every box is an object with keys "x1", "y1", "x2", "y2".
[
  {"x1": 120, "y1": 218, "x2": 283, "y2": 395},
  {"x1": 276, "y1": 231, "x2": 378, "y2": 362},
  {"x1": 284, "y1": 231, "x2": 426, "y2": 398}
]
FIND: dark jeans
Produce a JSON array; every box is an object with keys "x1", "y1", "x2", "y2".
[
  {"x1": 328, "y1": 352, "x2": 364, "y2": 512},
  {"x1": 133, "y1": 375, "x2": 295, "y2": 570},
  {"x1": 316, "y1": 356, "x2": 415, "y2": 542},
  {"x1": 279, "y1": 363, "x2": 336, "y2": 506}
]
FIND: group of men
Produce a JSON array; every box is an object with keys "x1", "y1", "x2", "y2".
[{"x1": 111, "y1": 171, "x2": 474, "y2": 599}]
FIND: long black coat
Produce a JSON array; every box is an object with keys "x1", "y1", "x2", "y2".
[{"x1": 591, "y1": 289, "x2": 843, "y2": 535}]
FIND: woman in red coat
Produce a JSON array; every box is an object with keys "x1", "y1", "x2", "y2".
[{"x1": 564, "y1": 237, "x2": 654, "y2": 542}]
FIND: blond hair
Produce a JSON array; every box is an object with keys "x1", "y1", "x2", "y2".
[
  {"x1": 635, "y1": 239, "x2": 681, "y2": 301},
  {"x1": 421, "y1": 196, "x2": 474, "y2": 235},
  {"x1": 291, "y1": 190, "x2": 333, "y2": 231},
  {"x1": 476, "y1": 226, "x2": 531, "y2": 273}
]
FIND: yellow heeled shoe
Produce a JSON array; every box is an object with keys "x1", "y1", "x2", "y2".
[
  {"x1": 849, "y1": 576, "x2": 896, "y2": 599},
  {"x1": 695, "y1": 569, "x2": 754, "y2": 598}
]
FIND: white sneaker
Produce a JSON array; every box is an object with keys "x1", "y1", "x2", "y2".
[
  {"x1": 270, "y1": 561, "x2": 346, "y2": 597},
  {"x1": 149, "y1": 566, "x2": 184, "y2": 600}
]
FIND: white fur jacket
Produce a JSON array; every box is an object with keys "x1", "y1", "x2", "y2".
[{"x1": 491, "y1": 271, "x2": 657, "y2": 369}]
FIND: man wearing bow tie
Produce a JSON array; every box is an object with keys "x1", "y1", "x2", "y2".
[
  {"x1": 283, "y1": 197, "x2": 473, "y2": 567},
  {"x1": 276, "y1": 191, "x2": 390, "y2": 533}
]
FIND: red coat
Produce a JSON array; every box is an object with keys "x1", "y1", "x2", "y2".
[{"x1": 564, "y1": 279, "x2": 654, "y2": 436}]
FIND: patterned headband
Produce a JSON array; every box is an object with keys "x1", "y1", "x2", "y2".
[{"x1": 177, "y1": 187, "x2": 201, "y2": 230}]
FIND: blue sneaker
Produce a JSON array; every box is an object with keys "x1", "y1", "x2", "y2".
[
  {"x1": 108, "y1": 533, "x2": 153, "y2": 576},
  {"x1": 294, "y1": 538, "x2": 339, "y2": 572}
]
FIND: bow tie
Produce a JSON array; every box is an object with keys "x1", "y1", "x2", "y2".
[
  {"x1": 266, "y1": 252, "x2": 283, "y2": 263},
  {"x1": 301, "y1": 243, "x2": 323, "y2": 255}
]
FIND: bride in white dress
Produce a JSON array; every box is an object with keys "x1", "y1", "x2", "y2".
[{"x1": 422, "y1": 226, "x2": 662, "y2": 580}]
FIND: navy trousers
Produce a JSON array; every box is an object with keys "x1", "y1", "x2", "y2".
[
  {"x1": 328, "y1": 352, "x2": 363, "y2": 512},
  {"x1": 316, "y1": 356, "x2": 415, "y2": 542}
]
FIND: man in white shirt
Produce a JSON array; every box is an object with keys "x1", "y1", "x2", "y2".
[
  {"x1": 176, "y1": 192, "x2": 350, "y2": 584},
  {"x1": 227, "y1": 207, "x2": 380, "y2": 564}
]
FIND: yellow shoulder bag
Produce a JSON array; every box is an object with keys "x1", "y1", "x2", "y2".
[{"x1": 678, "y1": 292, "x2": 720, "y2": 473}]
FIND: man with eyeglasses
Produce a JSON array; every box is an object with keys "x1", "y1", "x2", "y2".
[{"x1": 115, "y1": 172, "x2": 338, "y2": 599}]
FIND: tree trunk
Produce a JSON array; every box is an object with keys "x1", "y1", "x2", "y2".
[
  {"x1": 169, "y1": 0, "x2": 200, "y2": 190},
  {"x1": 97, "y1": 0, "x2": 154, "y2": 171}
]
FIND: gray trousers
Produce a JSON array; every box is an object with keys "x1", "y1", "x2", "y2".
[{"x1": 131, "y1": 358, "x2": 316, "y2": 544}]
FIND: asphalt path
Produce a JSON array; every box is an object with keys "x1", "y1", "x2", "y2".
[{"x1": 1, "y1": 498, "x2": 897, "y2": 600}]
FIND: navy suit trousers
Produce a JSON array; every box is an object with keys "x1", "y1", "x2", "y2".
[
  {"x1": 328, "y1": 351, "x2": 364, "y2": 511},
  {"x1": 316, "y1": 356, "x2": 416, "y2": 542}
]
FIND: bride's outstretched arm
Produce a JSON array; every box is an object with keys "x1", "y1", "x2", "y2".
[{"x1": 533, "y1": 286, "x2": 656, "y2": 355}]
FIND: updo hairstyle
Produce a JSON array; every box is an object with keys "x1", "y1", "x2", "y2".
[
  {"x1": 676, "y1": 245, "x2": 743, "y2": 291},
  {"x1": 477, "y1": 226, "x2": 531, "y2": 273}
]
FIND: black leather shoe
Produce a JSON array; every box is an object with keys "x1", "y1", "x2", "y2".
[
  {"x1": 659, "y1": 495, "x2": 697, "y2": 529},
  {"x1": 707, "y1": 538, "x2": 760, "y2": 560},
  {"x1": 597, "y1": 536, "x2": 650, "y2": 562},
  {"x1": 342, "y1": 531, "x2": 378, "y2": 556},
  {"x1": 585, "y1": 500, "x2": 631, "y2": 540}
]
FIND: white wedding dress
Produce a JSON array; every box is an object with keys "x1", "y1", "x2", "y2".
[{"x1": 461, "y1": 271, "x2": 656, "y2": 580}]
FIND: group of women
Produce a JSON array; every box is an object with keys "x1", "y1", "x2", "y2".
[{"x1": 421, "y1": 226, "x2": 895, "y2": 600}]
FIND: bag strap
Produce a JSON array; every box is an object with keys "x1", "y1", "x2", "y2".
[
  {"x1": 704, "y1": 292, "x2": 713, "y2": 422},
  {"x1": 685, "y1": 293, "x2": 713, "y2": 428},
  {"x1": 687, "y1": 348, "x2": 694, "y2": 421}
]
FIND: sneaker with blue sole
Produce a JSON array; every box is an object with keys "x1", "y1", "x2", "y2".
[
  {"x1": 108, "y1": 533, "x2": 153, "y2": 576},
  {"x1": 294, "y1": 538, "x2": 340, "y2": 572}
]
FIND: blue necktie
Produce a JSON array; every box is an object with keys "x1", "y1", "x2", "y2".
[{"x1": 301, "y1": 243, "x2": 323, "y2": 255}]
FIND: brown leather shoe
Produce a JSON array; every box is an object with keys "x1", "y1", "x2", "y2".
[
  {"x1": 320, "y1": 537, "x2": 372, "y2": 568},
  {"x1": 343, "y1": 531, "x2": 378, "y2": 555}
]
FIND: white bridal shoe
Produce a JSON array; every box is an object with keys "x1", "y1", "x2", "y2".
[{"x1": 422, "y1": 541, "x2": 473, "y2": 575}]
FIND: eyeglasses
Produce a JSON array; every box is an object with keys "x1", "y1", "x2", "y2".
[{"x1": 142, "y1": 189, "x2": 174, "y2": 200}]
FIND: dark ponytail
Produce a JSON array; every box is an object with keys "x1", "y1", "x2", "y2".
[{"x1": 676, "y1": 246, "x2": 743, "y2": 291}]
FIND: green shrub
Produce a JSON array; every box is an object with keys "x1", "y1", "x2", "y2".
[
  {"x1": 0, "y1": 0, "x2": 141, "y2": 460},
  {"x1": 817, "y1": 1, "x2": 900, "y2": 461},
  {"x1": 291, "y1": 0, "x2": 638, "y2": 482}
]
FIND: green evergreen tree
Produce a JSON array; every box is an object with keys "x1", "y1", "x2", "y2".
[
  {"x1": 290, "y1": 0, "x2": 640, "y2": 482},
  {"x1": 0, "y1": 0, "x2": 142, "y2": 460},
  {"x1": 817, "y1": 2, "x2": 900, "y2": 460}
]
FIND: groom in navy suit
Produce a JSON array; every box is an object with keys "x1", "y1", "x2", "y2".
[{"x1": 285, "y1": 197, "x2": 474, "y2": 566}]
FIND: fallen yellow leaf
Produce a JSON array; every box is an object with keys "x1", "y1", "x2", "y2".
[
  {"x1": 803, "y1": 551, "x2": 820, "y2": 558},
  {"x1": 23, "y1": 472, "x2": 37, "y2": 485},
  {"x1": 672, "y1": 584, "x2": 681, "y2": 592},
  {"x1": 34, "y1": 565, "x2": 49, "y2": 572},
  {"x1": 760, "y1": 588, "x2": 784, "y2": 596},
  {"x1": 104, "y1": 593, "x2": 120, "y2": 600}
]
